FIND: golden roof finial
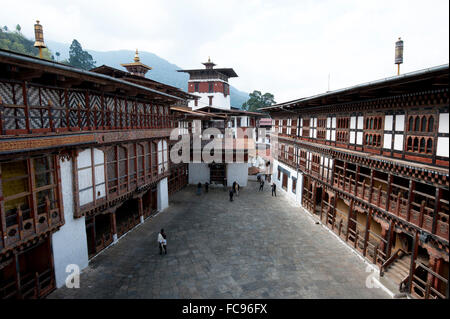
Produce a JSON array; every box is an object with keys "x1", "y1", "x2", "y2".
[
  {"x1": 134, "y1": 49, "x2": 140, "y2": 62},
  {"x1": 208, "y1": 56, "x2": 211, "y2": 63}
]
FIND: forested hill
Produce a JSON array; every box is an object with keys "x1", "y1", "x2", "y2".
[{"x1": 0, "y1": 27, "x2": 52, "y2": 59}]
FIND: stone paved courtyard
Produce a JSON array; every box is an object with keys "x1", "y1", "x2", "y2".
[{"x1": 49, "y1": 180, "x2": 389, "y2": 299}]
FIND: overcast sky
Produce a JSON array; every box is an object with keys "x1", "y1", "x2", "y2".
[{"x1": 1, "y1": 0, "x2": 449, "y2": 103}]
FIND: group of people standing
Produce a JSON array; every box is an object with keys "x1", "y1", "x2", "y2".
[
  {"x1": 257, "y1": 174, "x2": 277, "y2": 196},
  {"x1": 196, "y1": 181, "x2": 209, "y2": 195}
]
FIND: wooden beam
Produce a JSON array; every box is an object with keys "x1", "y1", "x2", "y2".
[{"x1": 16, "y1": 69, "x2": 43, "y2": 80}]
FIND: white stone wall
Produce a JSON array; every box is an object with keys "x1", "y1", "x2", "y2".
[
  {"x1": 157, "y1": 177, "x2": 169, "y2": 212},
  {"x1": 437, "y1": 113, "x2": 449, "y2": 158},
  {"x1": 189, "y1": 92, "x2": 231, "y2": 110},
  {"x1": 226, "y1": 163, "x2": 248, "y2": 187},
  {"x1": 272, "y1": 159, "x2": 302, "y2": 205},
  {"x1": 51, "y1": 158, "x2": 89, "y2": 288},
  {"x1": 188, "y1": 163, "x2": 210, "y2": 184}
]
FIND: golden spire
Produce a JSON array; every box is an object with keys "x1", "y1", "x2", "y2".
[
  {"x1": 134, "y1": 49, "x2": 140, "y2": 62},
  {"x1": 208, "y1": 56, "x2": 211, "y2": 63}
]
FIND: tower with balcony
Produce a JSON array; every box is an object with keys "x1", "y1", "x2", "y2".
[{"x1": 178, "y1": 57, "x2": 238, "y2": 110}]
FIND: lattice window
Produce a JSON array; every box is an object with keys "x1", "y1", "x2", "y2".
[
  {"x1": 0, "y1": 156, "x2": 59, "y2": 236},
  {"x1": 408, "y1": 115, "x2": 435, "y2": 133}
]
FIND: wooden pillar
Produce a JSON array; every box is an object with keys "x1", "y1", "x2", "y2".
[
  {"x1": 138, "y1": 197, "x2": 144, "y2": 224},
  {"x1": 355, "y1": 165, "x2": 360, "y2": 196},
  {"x1": 28, "y1": 159, "x2": 38, "y2": 235},
  {"x1": 406, "y1": 180, "x2": 415, "y2": 222},
  {"x1": 432, "y1": 187, "x2": 441, "y2": 235},
  {"x1": 425, "y1": 256, "x2": 437, "y2": 299},
  {"x1": 320, "y1": 186, "x2": 326, "y2": 221},
  {"x1": 345, "y1": 200, "x2": 353, "y2": 242},
  {"x1": 111, "y1": 212, "x2": 117, "y2": 242},
  {"x1": 369, "y1": 168, "x2": 374, "y2": 203},
  {"x1": 385, "y1": 221, "x2": 395, "y2": 259},
  {"x1": 433, "y1": 258, "x2": 442, "y2": 292},
  {"x1": 379, "y1": 225, "x2": 388, "y2": 255},
  {"x1": 312, "y1": 182, "x2": 317, "y2": 214},
  {"x1": 72, "y1": 150, "x2": 81, "y2": 217},
  {"x1": 331, "y1": 195, "x2": 337, "y2": 230},
  {"x1": 363, "y1": 208, "x2": 372, "y2": 257},
  {"x1": 55, "y1": 155, "x2": 65, "y2": 225},
  {"x1": 407, "y1": 231, "x2": 419, "y2": 294},
  {"x1": 386, "y1": 173, "x2": 393, "y2": 212}
]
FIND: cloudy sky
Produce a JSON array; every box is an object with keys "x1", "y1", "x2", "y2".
[{"x1": 1, "y1": 0, "x2": 449, "y2": 103}]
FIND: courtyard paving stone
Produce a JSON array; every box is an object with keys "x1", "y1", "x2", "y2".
[{"x1": 48, "y1": 180, "x2": 389, "y2": 299}]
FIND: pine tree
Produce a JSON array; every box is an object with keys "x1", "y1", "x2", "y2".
[
  {"x1": 242, "y1": 91, "x2": 276, "y2": 112},
  {"x1": 68, "y1": 39, "x2": 96, "y2": 70}
]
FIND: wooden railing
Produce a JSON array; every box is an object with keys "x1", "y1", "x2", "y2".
[
  {"x1": 1, "y1": 196, "x2": 62, "y2": 253},
  {"x1": 0, "y1": 276, "x2": 17, "y2": 299},
  {"x1": 0, "y1": 80, "x2": 176, "y2": 136},
  {"x1": 333, "y1": 173, "x2": 449, "y2": 241},
  {"x1": 380, "y1": 249, "x2": 410, "y2": 276},
  {"x1": 15, "y1": 268, "x2": 54, "y2": 299},
  {"x1": 410, "y1": 263, "x2": 449, "y2": 299}
]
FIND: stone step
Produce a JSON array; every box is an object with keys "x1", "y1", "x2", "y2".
[
  {"x1": 390, "y1": 266, "x2": 409, "y2": 279},
  {"x1": 396, "y1": 257, "x2": 411, "y2": 269},
  {"x1": 385, "y1": 270, "x2": 408, "y2": 285},
  {"x1": 392, "y1": 260, "x2": 409, "y2": 272}
]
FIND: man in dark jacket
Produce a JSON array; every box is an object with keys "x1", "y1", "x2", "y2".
[
  {"x1": 229, "y1": 189, "x2": 234, "y2": 201},
  {"x1": 271, "y1": 183, "x2": 277, "y2": 197}
]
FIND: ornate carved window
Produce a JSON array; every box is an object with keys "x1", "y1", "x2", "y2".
[
  {"x1": 0, "y1": 156, "x2": 60, "y2": 240},
  {"x1": 408, "y1": 115, "x2": 436, "y2": 133}
]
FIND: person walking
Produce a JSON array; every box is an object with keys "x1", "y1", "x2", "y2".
[
  {"x1": 233, "y1": 181, "x2": 240, "y2": 196},
  {"x1": 259, "y1": 180, "x2": 264, "y2": 191},
  {"x1": 229, "y1": 189, "x2": 234, "y2": 202},
  {"x1": 197, "y1": 182, "x2": 202, "y2": 195},
  {"x1": 205, "y1": 182, "x2": 209, "y2": 193},
  {"x1": 158, "y1": 229, "x2": 167, "y2": 255},
  {"x1": 271, "y1": 182, "x2": 277, "y2": 197}
]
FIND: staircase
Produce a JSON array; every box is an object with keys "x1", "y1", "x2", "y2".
[{"x1": 384, "y1": 255, "x2": 410, "y2": 286}]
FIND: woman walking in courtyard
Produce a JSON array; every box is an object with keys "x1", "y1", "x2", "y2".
[{"x1": 158, "y1": 229, "x2": 167, "y2": 255}]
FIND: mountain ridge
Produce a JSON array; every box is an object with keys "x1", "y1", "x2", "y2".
[{"x1": 46, "y1": 40, "x2": 249, "y2": 108}]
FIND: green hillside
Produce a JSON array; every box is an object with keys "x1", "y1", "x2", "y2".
[{"x1": 0, "y1": 25, "x2": 53, "y2": 60}]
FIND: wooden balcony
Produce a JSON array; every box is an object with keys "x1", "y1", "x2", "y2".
[
  {"x1": 1, "y1": 196, "x2": 63, "y2": 254},
  {"x1": 79, "y1": 167, "x2": 170, "y2": 218},
  {"x1": 333, "y1": 174, "x2": 449, "y2": 242},
  {"x1": 0, "y1": 80, "x2": 177, "y2": 137}
]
